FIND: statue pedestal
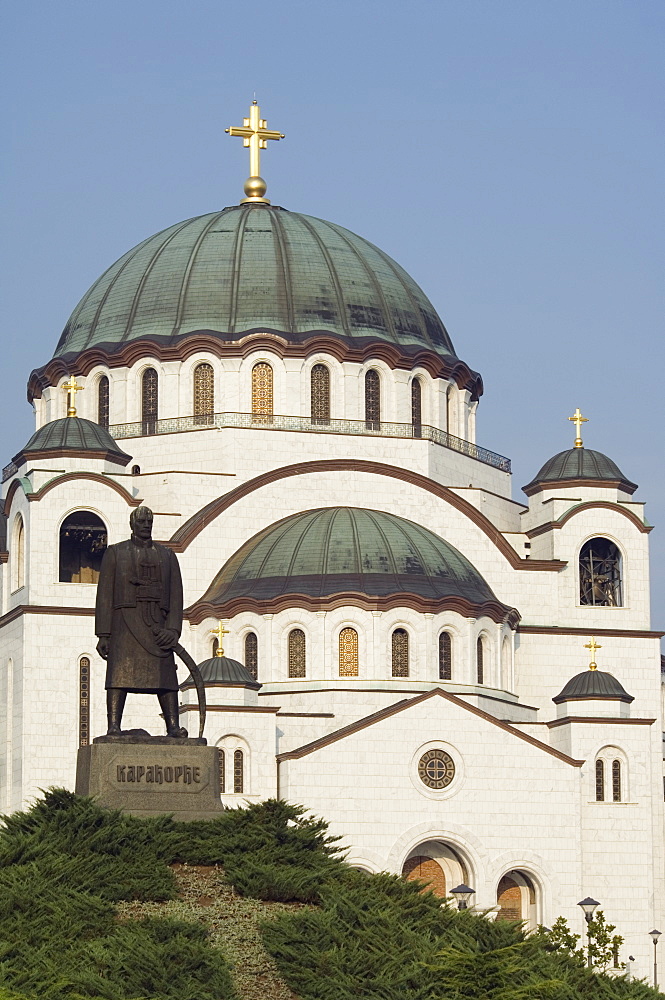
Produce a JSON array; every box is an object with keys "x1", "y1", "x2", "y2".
[{"x1": 76, "y1": 738, "x2": 225, "y2": 820}]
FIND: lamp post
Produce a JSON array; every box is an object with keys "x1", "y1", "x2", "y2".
[
  {"x1": 649, "y1": 929, "x2": 661, "y2": 988},
  {"x1": 577, "y1": 897, "x2": 599, "y2": 968},
  {"x1": 450, "y1": 884, "x2": 475, "y2": 910}
]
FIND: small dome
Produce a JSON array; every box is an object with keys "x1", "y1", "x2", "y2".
[
  {"x1": 13, "y1": 417, "x2": 131, "y2": 467},
  {"x1": 523, "y1": 447, "x2": 637, "y2": 496},
  {"x1": 194, "y1": 507, "x2": 518, "y2": 624},
  {"x1": 180, "y1": 656, "x2": 261, "y2": 691},
  {"x1": 553, "y1": 669, "x2": 633, "y2": 704}
]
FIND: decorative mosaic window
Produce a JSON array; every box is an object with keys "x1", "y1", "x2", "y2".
[
  {"x1": 311, "y1": 364, "x2": 330, "y2": 424},
  {"x1": 252, "y1": 362, "x2": 273, "y2": 421},
  {"x1": 79, "y1": 657, "x2": 90, "y2": 747},
  {"x1": 193, "y1": 363, "x2": 214, "y2": 425},
  {"x1": 339, "y1": 628, "x2": 359, "y2": 676},
  {"x1": 612, "y1": 759, "x2": 622, "y2": 802},
  {"x1": 98, "y1": 376, "x2": 109, "y2": 429},
  {"x1": 365, "y1": 370, "x2": 380, "y2": 428},
  {"x1": 233, "y1": 749, "x2": 244, "y2": 793},
  {"x1": 418, "y1": 749, "x2": 455, "y2": 789},
  {"x1": 288, "y1": 629, "x2": 306, "y2": 678},
  {"x1": 391, "y1": 628, "x2": 409, "y2": 677},
  {"x1": 218, "y1": 749, "x2": 225, "y2": 793},
  {"x1": 595, "y1": 759, "x2": 605, "y2": 801},
  {"x1": 439, "y1": 632, "x2": 452, "y2": 680},
  {"x1": 411, "y1": 379, "x2": 422, "y2": 437},
  {"x1": 245, "y1": 632, "x2": 258, "y2": 680},
  {"x1": 142, "y1": 368, "x2": 158, "y2": 435},
  {"x1": 476, "y1": 636, "x2": 484, "y2": 684},
  {"x1": 579, "y1": 538, "x2": 622, "y2": 607}
]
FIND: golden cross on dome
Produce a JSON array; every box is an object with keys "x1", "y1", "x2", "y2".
[
  {"x1": 62, "y1": 375, "x2": 83, "y2": 417},
  {"x1": 225, "y1": 100, "x2": 285, "y2": 205},
  {"x1": 568, "y1": 407, "x2": 588, "y2": 449},
  {"x1": 584, "y1": 637, "x2": 602, "y2": 670},
  {"x1": 211, "y1": 620, "x2": 230, "y2": 657}
]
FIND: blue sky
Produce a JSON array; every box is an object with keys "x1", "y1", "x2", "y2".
[{"x1": 2, "y1": 0, "x2": 664, "y2": 633}]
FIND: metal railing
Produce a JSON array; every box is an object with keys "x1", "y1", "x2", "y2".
[
  {"x1": 106, "y1": 411, "x2": 511, "y2": 473},
  {"x1": 2, "y1": 461, "x2": 18, "y2": 484}
]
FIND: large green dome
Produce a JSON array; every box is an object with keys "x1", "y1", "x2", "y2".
[
  {"x1": 53, "y1": 204, "x2": 459, "y2": 364},
  {"x1": 193, "y1": 507, "x2": 517, "y2": 623}
]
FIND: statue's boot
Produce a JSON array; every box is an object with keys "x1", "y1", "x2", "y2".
[
  {"x1": 159, "y1": 691, "x2": 188, "y2": 739},
  {"x1": 106, "y1": 689, "x2": 126, "y2": 735}
]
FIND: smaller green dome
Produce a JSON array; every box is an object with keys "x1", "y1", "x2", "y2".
[
  {"x1": 14, "y1": 417, "x2": 131, "y2": 467},
  {"x1": 180, "y1": 656, "x2": 260, "y2": 691},
  {"x1": 523, "y1": 447, "x2": 637, "y2": 496},
  {"x1": 553, "y1": 669, "x2": 633, "y2": 704}
]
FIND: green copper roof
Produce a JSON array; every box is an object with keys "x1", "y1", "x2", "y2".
[
  {"x1": 15, "y1": 416, "x2": 131, "y2": 466},
  {"x1": 54, "y1": 205, "x2": 458, "y2": 362},
  {"x1": 180, "y1": 656, "x2": 261, "y2": 691},
  {"x1": 553, "y1": 669, "x2": 633, "y2": 704},
  {"x1": 524, "y1": 447, "x2": 637, "y2": 494},
  {"x1": 200, "y1": 506, "x2": 505, "y2": 611}
]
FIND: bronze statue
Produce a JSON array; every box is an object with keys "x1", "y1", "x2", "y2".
[{"x1": 95, "y1": 506, "x2": 188, "y2": 738}]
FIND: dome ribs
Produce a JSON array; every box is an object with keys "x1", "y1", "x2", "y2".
[
  {"x1": 293, "y1": 214, "x2": 351, "y2": 338},
  {"x1": 170, "y1": 211, "x2": 229, "y2": 341},
  {"x1": 269, "y1": 209, "x2": 296, "y2": 335}
]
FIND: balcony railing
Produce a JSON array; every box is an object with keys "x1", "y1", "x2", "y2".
[{"x1": 106, "y1": 411, "x2": 511, "y2": 473}]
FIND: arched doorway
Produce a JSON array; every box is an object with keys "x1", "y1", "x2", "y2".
[
  {"x1": 401, "y1": 840, "x2": 469, "y2": 899},
  {"x1": 496, "y1": 870, "x2": 538, "y2": 927}
]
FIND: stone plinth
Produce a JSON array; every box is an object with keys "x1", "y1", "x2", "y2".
[{"x1": 76, "y1": 739, "x2": 225, "y2": 820}]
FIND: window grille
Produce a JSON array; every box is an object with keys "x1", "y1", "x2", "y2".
[
  {"x1": 252, "y1": 362, "x2": 273, "y2": 422},
  {"x1": 595, "y1": 759, "x2": 605, "y2": 801},
  {"x1": 339, "y1": 628, "x2": 359, "y2": 676},
  {"x1": 476, "y1": 637, "x2": 484, "y2": 684},
  {"x1": 411, "y1": 379, "x2": 422, "y2": 437},
  {"x1": 311, "y1": 364, "x2": 330, "y2": 424},
  {"x1": 245, "y1": 632, "x2": 258, "y2": 680},
  {"x1": 98, "y1": 376, "x2": 109, "y2": 429},
  {"x1": 365, "y1": 370, "x2": 380, "y2": 429},
  {"x1": 391, "y1": 628, "x2": 409, "y2": 677},
  {"x1": 59, "y1": 511, "x2": 107, "y2": 584},
  {"x1": 193, "y1": 363, "x2": 214, "y2": 425},
  {"x1": 233, "y1": 749, "x2": 244, "y2": 793},
  {"x1": 79, "y1": 657, "x2": 90, "y2": 747},
  {"x1": 439, "y1": 632, "x2": 452, "y2": 680},
  {"x1": 579, "y1": 538, "x2": 623, "y2": 606},
  {"x1": 288, "y1": 629, "x2": 306, "y2": 678},
  {"x1": 218, "y1": 749, "x2": 225, "y2": 793},
  {"x1": 142, "y1": 368, "x2": 158, "y2": 435},
  {"x1": 612, "y1": 759, "x2": 621, "y2": 802},
  {"x1": 418, "y1": 749, "x2": 455, "y2": 789}
]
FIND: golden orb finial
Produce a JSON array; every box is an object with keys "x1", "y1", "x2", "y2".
[
  {"x1": 584, "y1": 637, "x2": 602, "y2": 671},
  {"x1": 225, "y1": 99, "x2": 285, "y2": 205}
]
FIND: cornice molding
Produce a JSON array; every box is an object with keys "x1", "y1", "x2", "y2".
[
  {"x1": 28, "y1": 331, "x2": 484, "y2": 403},
  {"x1": 546, "y1": 716, "x2": 655, "y2": 728},
  {"x1": 518, "y1": 624, "x2": 664, "y2": 638},
  {"x1": 523, "y1": 477, "x2": 637, "y2": 498},
  {"x1": 525, "y1": 500, "x2": 651, "y2": 538},
  {"x1": 0, "y1": 604, "x2": 95, "y2": 629},
  {"x1": 165, "y1": 458, "x2": 566, "y2": 573}
]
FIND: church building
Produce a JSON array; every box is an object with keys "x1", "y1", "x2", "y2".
[{"x1": 1, "y1": 102, "x2": 662, "y2": 974}]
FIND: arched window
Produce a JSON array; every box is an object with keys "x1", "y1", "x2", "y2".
[
  {"x1": 12, "y1": 515, "x2": 25, "y2": 592},
  {"x1": 98, "y1": 376, "x2": 109, "y2": 429},
  {"x1": 245, "y1": 632, "x2": 258, "y2": 680},
  {"x1": 496, "y1": 871, "x2": 537, "y2": 927},
  {"x1": 579, "y1": 538, "x2": 623, "y2": 606},
  {"x1": 142, "y1": 368, "x2": 158, "y2": 435},
  {"x1": 595, "y1": 759, "x2": 605, "y2": 801},
  {"x1": 339, "y1": 627, "x2": 359, "y2": 677},
  {"x1": 476, "y1": 636, "x2": 484, "y2": 684},
  {"x1": 411, "y1": 379, "x2": 422, "y2": 438},
  {"x1": 612, "y1": 759, "x2": 622, "y2": 802},
  {"x1": 218, "y1": 749, "x2": 225, "y2": 793},
  {"x1": 79, "y1": 657, "x2": 90, "y2": 747},
  {"x1": 233, "y1": 749, "x2": 244, "y2": 793},
  {"x1": 311, "y1": 364, "x2": 330, "y2": 425},
  {"x1": 501, "y1": 636, "x2": 511, "y2": 689},
  {"x1": 252, "y1": 362, "x2": 273, "y2": 422},
  {"x1": 211, "y1": 637, "x2": 219, "y2": 657},
  {"x1": 365, "y1": 370, "x2": 380, "y2": 429},
  {"x1": 131, "y1": 465, "x2": 141, "y2": 476},
  {"x1": 446, "y1": 384, "x2": 455, "y2": 437},
  {"x1": 402, "y1": 856, "x2": 447, "y2": 898},
  {"x1": 439, "y1": 632, "x2": 452, "y2": 680},
  {"x1": 288, "y1": 628, "x2": 306, "y2": 678},
  {"x1": 193, "y1": 363, "x2": 214, "y2": 425},
  {"x1": 391, "y1": 628, "x2": 409, "y2": 677},
  {"x1": 59, "y1": 512, "x2": 107, "y2": 583}
]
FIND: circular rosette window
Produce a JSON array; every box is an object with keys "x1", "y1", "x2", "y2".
[{"x1": 418, "y1": 748, "x2": 455, "y2": 790}]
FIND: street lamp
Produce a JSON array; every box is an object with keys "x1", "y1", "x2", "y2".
[
  {"x1": 450, "y1": 884, "x2": 475, "y2": 910},
  {"x1": 649, "y1": 929, "x2": 661, "y2": 988},
  {"x1": 577, "y1": 897, "x2": 600, "y2": 968}
]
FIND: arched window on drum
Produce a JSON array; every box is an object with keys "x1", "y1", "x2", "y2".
[
  {"x1": 411, "y1": 378, "x2": 422, "y2": 438},
  {"x1": 391, "y1": 628, "x2": 409, "y2": 677},
  {"x1": 97, "y1": 376, "x2": 109, "y2": 429},
  {"x1": 339, "y1": 628, "x2": 359, "y2": 677},
  {"x1": 252, "y1": 362, "x2": 273, "y2": 422},
  {"x1": 365, "y1": 370, "x2": 380, "y2": 429},
  {"x1": 311, "y1": 364, "x2": 330, "y2": 425},
  {"x1": 141, "y1": 368, "x2": 158, "y2": 435},
  {"x1": 193, "y1": 363, "x2": 214, "y2": 425}
]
